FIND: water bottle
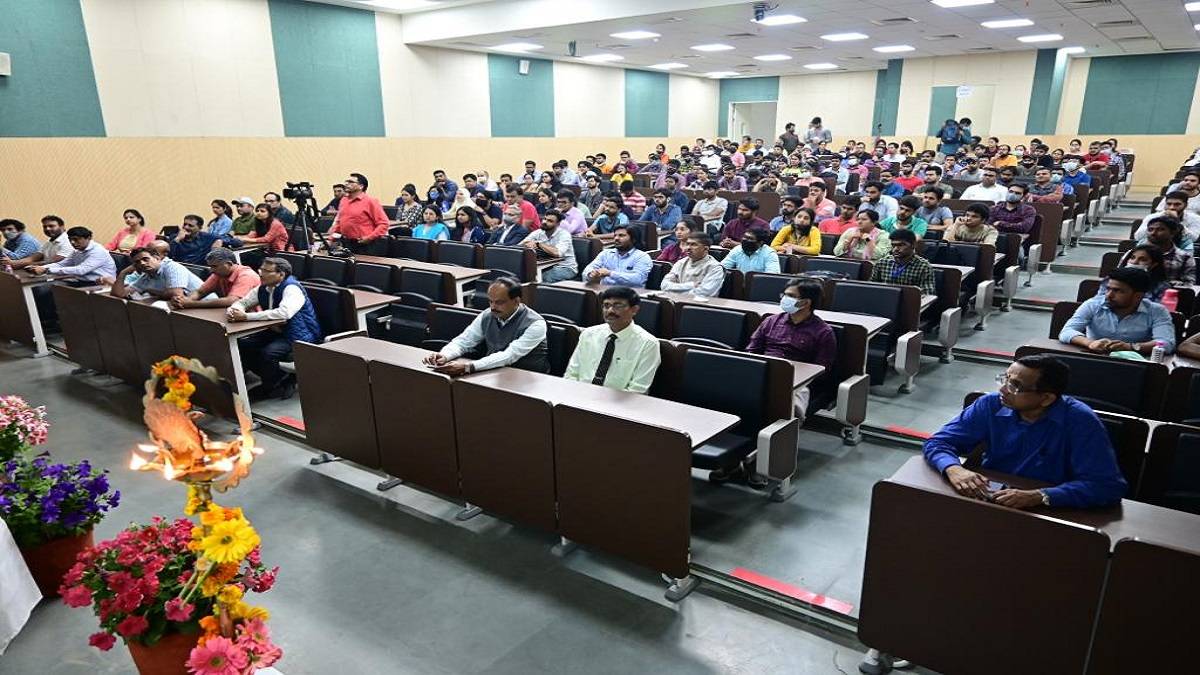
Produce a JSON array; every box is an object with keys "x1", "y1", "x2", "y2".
[
  {"x1": 1162, "y1": 288, "x2": 1179, "y2": 313},
  {"x1": 1151, "y1": 340, "x2": 1166, "y2": 364}
]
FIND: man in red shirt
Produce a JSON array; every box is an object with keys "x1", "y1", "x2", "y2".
[
  {"x1": 504, "y1": 185, "x2": 541, "y2": 231},
  {"x1": 892, "y1": 163, "x2": 924, "y2": 192},
  {"x1": 169, "y1": 248, "x2": 260, "y2": 309},
  {"x1": 329, "y1": 172, "x2": 389, "y2": 251},
  {"x1": 1082, "y1": 140, "x2": 1111, "y2": 171}
]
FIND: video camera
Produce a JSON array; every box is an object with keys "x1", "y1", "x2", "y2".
[{"x1": 282, "y1": 181, "x2": 314, "y2": 201}]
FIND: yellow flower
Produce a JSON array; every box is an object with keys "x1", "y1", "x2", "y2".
[
  {"x1": 200, "y1": 574, "x2": 224, "y2": 597},
  {"x1": 199, "y1": 505, "x2": 227, "y2": 527},
  {"x1": 183, "y1": 486, "x2": 202, "y2": 516},
  {"x1": 211, "y1": 562, "x2": 239, "y2": 584},
  {"x1": 217, "y1": 585, "x2": 243, "y2": 605},
  {"x1": 231, "y1": 602, "x2": 269, "y2": 622},
  {"x1": 200, "y1": 519, "x2": 260, "y2": 564}
]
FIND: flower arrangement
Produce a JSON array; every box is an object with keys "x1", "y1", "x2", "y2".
[
  {"x1": 60, "y1": 502, "x2": 281, "y2": 672},
  {"x1": 0, "y1": 454, "x2": 121, "y2": 548},
  {"x1": 0, "y1": 395, "x2": 49, "y2": 461},
  {"x1": 153, "y1": 359, "x2": 197, "y2": 412}
]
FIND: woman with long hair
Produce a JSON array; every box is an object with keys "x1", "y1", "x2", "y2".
[
  {"x1": 833, "y1": 209, "x2": 890, "y2": 261},
  {"x1": 394, "y1": 184, "x2": 424, "y2": 226},
  {"x1": 771, "y1": 208, "x2": 821, "y2": 255},
  {"x1": 236, "y1": 203, "x2": 290, "y2": 253},
  {"x1": 208, "y1": 199, "x2": 234, "y2": 237},
  {"x1": 656, "y1": 221, "x2": 697, "y2": 263},
  {"x1": 412, "y1": 205, "x2": 450, "y2": 241},
  {"x1": 453, "y1": 207, "x2": 488, "y2": 244},
  {"x1": 1106, "y1": 244, "x2": 1170, "y2": 303},
  {"x1": 106, "y1": 208, "x2": 156, "y2": 252}
]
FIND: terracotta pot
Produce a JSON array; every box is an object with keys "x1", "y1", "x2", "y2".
[
  {"x1": 127, "y1": 630, "x2": 197, "y2": 675},
  {"x1": 18, "y1": 528, "x2": 94, "y2": 597}
]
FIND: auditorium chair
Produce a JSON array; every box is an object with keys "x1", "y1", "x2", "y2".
[
  {"x1": 571, "y1": 237, "x2": 603, "y2": 277},
  {"x1": 524, "y1": 284, "x2": 597, "y2": 326},
  {"x1": 1138, "y1": 424, "x2": 1200, "y2": 515},
  {"x1": 348, "y1": 262, "x2": 396, "y2": 294},
  {"x1": 237, "y1": 246, "x2": 267, "y2": 271},
  {"x1": 110, "y1": 252, "x2": 131, "y2": 272},
  {"x1": 382, "y1": 204, "x2": 398, "y2": 220},
  {"x1": 921, "y1": 241, "x2": 996, "y2": 330},
  {"x1": 300, "y1": 284, "x2": 358, "y2": 337},
  {"x1": 924, "y1": 267, "x2": 963, "y2": 362},
  {"x1": 384, "y1": 268, "x2": 454, "y2": 346},
  {"x1": 744, "y1": 272, "x2": 804, "y2": 303},
  {"x1": 1013, "y1": 344, "x2": 1168, "y2": 418},
  {"x1": 180, "y1": 263, "x2": 211, "y2": 281},
  {"x1": 275, "y1": 252, "x2": 310, "y2": 280},
  {"x1": 797, "y1": 255, "x2": 873, "y2": 281},
  {"x1": 673, "y1": 304, "x2": 751, "y2": 351},
  {"x1": 645, "y1": 261, "x2": 670, "y2": 291},
  {"x1": 434, "y1": 240, "x2": 483, "y2": 268},
  {"x1": 306, "y1": 256, "x2": 352, "y2": 287},
  {"x1": 991, "y1": 232, "x2": 1023, "y2": 312},
  {"x1": 545, "y1": 321, "x2": 580, "y2": 377},
  {"x1": 633, "y1": 296, "x2": 674, "y2": 337},
  {"x1": 827, "y1": 281, "x2": 922, "y2": 392},
  {"x1": 420, "y1": 303, "x2": 481, "y2": 353},
  {"x1": 820, "y1": 233, "x2": 839, "y2": 255},
  {"x1": 814, "y1": 322, "x2": 870, "y2": 445},
  {"x1": 389, "y1": 237, "x2": 432, "y2": 261}
]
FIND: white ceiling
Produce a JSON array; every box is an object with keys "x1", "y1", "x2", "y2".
[{"x1": 311, "y1": 0, "x2": 1200, "y2": 77}]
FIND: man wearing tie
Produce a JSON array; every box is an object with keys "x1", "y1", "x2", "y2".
[{"x1": 563, "y1": 286, "x2": 661, "y2": 393}]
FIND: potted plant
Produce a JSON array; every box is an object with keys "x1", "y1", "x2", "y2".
[
  {"x1": 0, "y1": 454, "x2": 121, "y2": 595},
  {"x1": 0, "y1": 395, "x2": 48, "y2": 461},
  {"x1": 60, "y1": 503, "x2": 280, "y2": 675}
]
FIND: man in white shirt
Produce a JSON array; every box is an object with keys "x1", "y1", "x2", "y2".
[
  {"x1": 6, "y1": 215, "x2": 72, "y2": 270},
  {"x1": 691, "y1": 180, "x2": 729, "y2": 231},
  {"x1": 521, "y1": 210, "x2": 577, "y2": 283},
  {"x1": 29, "y1": 226, "x2": 117, "y2": 282},
  {"x1": 960, "y1": 168, "x2": 1009, "y2": 203},
  {"x1": 659, "y1": 232, "x2": 725, "y2": 297},
  {"x1": 1133, "y1": 191, "x2": 1200, "y2": 242},
  {"x1": 564, "y1": 286, "x2": 662, "y2": 394},
  {"x1": 858, "y1": 182, "x2": 899, "y2": 222},
  {"x1": 228, "y1": 257, "x2": 321, "y2": 399},
  {"x1": 422, "y1": 277, "x2": 549, "y2": 376}
]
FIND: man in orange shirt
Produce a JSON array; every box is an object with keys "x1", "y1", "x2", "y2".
[
  {"x1": 170, "y1": 248, "x2": 261, "y2": 309},
  {"x1": 329, "y1": 172, "x2": 389, "y2": 252}
]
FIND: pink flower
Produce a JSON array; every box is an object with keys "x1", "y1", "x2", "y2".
[
  {"x1": 246, "y1": 548, "x2": 262, "y2": 567},
  {"x1": 61, "y1": 584, "x2": 93, "y2": 608},
  {"x1": 107, "y1": 571, "x2": 136, "y2": 594},
  {"x1": 247, "y1": 568, "x2": 277, "y2": 593},
  {"x1": 62, "y1": 562, "x2": 86, "y2": 587},
  {"x1": 235, "y1": 618, "x2": 270, "y2": 644},
  {"x1": 187, "y1": 636, "x2": 249, "y2": 675},
  {"x1": 88, "y1": 632, "x2": 116, "y2": 651},
  {"x1": 116, "y1": 614, "x2": 149, "y2": 638},
  {"x1": 165, "y1": 598, "x2": 195, "y2": 622},
  {"x1": 114, "y1": 590, "x2": 144, "y2": 613}
]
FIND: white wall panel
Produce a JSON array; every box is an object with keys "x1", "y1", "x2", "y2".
[
  {"x1": 667, "y1": 74, "x2": 718, "y2": 138},
  {"x1": 896, "y1": 52, "x2": 1038, "y2": 137},
  {"x1": 553, "y1": 62, "x2": 624, "y2": 137},
  {"x1": 777, "y1": 70, "x2": 877, "y2": 138}
]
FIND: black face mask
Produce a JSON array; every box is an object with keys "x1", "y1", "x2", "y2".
[{"x1": 741, "y1": 240, "x2": 760, "y2": 254}]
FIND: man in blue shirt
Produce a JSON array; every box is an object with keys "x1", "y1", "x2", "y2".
[
  {"x1": 589, "y1": 197, "x2": 630, "y2": 235},
  {"x1": 924, "y1": 354, "x2": 1126, "y2": 509},
  {"x1": 640, "y1": 189, "x2": 682, "y2": 231},
  {"x1": 1, "y1": 219, "x2": 41, "y2": 260},
  {"x1": 1060, "y1": 160, "x2": 1092, "y2": 191},
  {"x1": 582, "y1": 225, "x2": 652, "y2": 286},
  {"x1": 768, "y1": 196, "x2": 800, "y2": 232},
  {"x1": 1059, "y1": 266, "x2": 1176, "y2": 356},
  {"x1": 110, "y1": 245, "x2": 203, "y2": 301},
  {"x1": 721, "y1": 228, "x2": 781, "y2": 274},
  {"x1": 169, "y1": 215, "x2": 224, "y2": 264}
]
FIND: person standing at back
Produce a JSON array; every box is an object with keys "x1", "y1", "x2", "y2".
[
  {"x1": 329, "y1": 172, "x2": 389, "y2": 252},
  {"x1": 804, "y1": 117, "x2": 832, "y2": 151},
  {"x1": 778, "y1": 122, "x2": 800, "y2": 154},
  {"x1": 563, "y1": 285, "x2": 662, "y2": 394}
]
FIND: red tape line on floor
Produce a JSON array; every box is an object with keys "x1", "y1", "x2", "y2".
[
  {"x1": 970, "y1": 348, "x2": 1015, "y2": 358},
  {"x1": 730, "y1": 567, "x2": 854, "y2": 615},
  {"x1": 884, "y1": 425, "x2": 932, "y2": 439},
  {"x1": 276, "y1": 416, "x2": 306, "y2": 431}
]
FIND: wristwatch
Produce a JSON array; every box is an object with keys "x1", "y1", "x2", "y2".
[{"x1": 1038, "y1": 490, "x2": 1050, "y2": 506}]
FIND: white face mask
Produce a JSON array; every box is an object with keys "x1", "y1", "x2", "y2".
[
  {"x1": 2, "y1": 230, "x2": 18, "y2": 240},
  {"x1": 780, "y1": 296, "x2": 801, "y2": 314},
  {"x1": 1126, "y1": 263, "x2": 1148, "y2": 271}
]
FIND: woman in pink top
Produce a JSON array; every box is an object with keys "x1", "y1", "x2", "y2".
[
  {"x1": 236, "y1": 203, "x2": 290, "y2": 253},
  {"x1": 106, "y1": 209, "x2": 156, "y2": 252}
]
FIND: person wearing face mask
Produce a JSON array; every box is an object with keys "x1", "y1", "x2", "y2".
[
  {"x1": 744, "y1": 278, "x2": 836, "y2": 431},
  {"x1": 988, "y1": 184, "x2": 1037, "y2": 235},
  {"x1": 1027, "y1": 168, "x2": 1065, "y2": 204},
  {"x1": 1105, "y1": 244, "x2": 1169, "y2": 303},
  {"x1": 770, "y1": 208, "x2": 821, "y2": 255},
  {"x1": 1060, "y1": 160, "x2": 1092, "y2": 191},
  {"x1": 1082, "y1": 141, "x2": 1110, "y2": 171},
  {"x1": 1101, "y1": 140, "x2": 1126, "y2": 180},
  {"x1": 954, "y1": 157, "x2": 984, "y2": 183},
  {"x1": 0, "y1": 219, "x2": 41, "y2": 261},
  {"x1": 1133, "y1": 192, "x2": 1200, "y2": 242},
  {"x1": 1134, "y1": 217, "x2": 1195, "y2": 282},
  {"x1": 5, "y1": 215, "x2": 72, "y2": 270},
  {"x1": 582, "y1": 224, "x2": 652, "y2": 286},
  {"x1": 471, "y1": 191, "x2": 504, "y2": 228},
  {"x1": 722, "y1": 227, "x2": 781, "y2": 274},
  {"x1": 488, "y1": 204, "x2": 529, "y2": 246}
]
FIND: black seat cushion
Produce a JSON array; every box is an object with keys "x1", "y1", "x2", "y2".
[{"x1": 691, "y1": 431, "x2": 756, "y2": 470}]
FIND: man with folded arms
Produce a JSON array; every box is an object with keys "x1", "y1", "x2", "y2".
[{"x1": 422, "y1": 277, "x2": 549, "y2": 376}]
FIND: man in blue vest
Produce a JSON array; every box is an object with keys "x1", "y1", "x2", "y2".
[{"x1": 227, "y1": 257, "x2": 321, "y2": 399}]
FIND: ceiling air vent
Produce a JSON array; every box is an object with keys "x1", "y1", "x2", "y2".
[
  {"x1": 1095, "y1": 20, "x2": 1139, "y2": 28},
  {"x1": 599, "y1": 44, "x2": 632, "y2": 50},
  {"x1": 450, "y1": 41, "x2": 487, "y2": 47},
  {"x1": 789, "y1": 45, "x2": 821, "y2": 51},
  {"x1": 1064, "y1": 0, "x2": 1116, "y2": 7},
  {"x1": 967, "y1": 46, "x2": 998, "y2": 52},
  {"x1": 652, "y1": 17, "x2": 684, "y2": 24},
  {"x1": 724, "y1": 32, "x2": 759, "y2": 38},
  {"x1": 870, "y1": 17, "x2": 917, "y2": 26},
  {"x1": 924, "y1": 34, "x2": 962, "y2": 41}
]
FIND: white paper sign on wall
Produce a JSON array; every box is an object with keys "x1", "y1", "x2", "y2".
[{"x1": 956, "y1": 85, "x2": 972, "y2": 99}]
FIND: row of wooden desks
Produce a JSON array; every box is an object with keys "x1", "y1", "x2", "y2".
[
  {"x1": 0, "y1": 270, "x2": 72, "y2": 357},
  {"x1": 860, "y1": 456, "x2": 1200, "y2": 675},
  {"x1": 294, "y1": 337, "x2": 739, "y2": 596}
]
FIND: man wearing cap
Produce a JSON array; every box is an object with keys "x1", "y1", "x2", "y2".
[
  {"x1": 230, "y1": 197, "x2": 258, "y2": 236},
  {"x1": 329, "y1": 172, "x2": 389, "y2": 252}
]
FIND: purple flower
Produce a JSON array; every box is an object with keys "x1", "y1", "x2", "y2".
[
  {"x1": 108, "y1": 491, "x2": 121, "y2": 509},
  {"x1": 0, "y1": 495, "x2": 11, "y2": 512},
  {"x1": 62, "y1": 511, "x2": 87, "y2": 528},
  {"x1": 41, "y1": 505, "x2": 60, "y2": 524},
  {"x1": 77, "y1": 461, "x2": 92, "y2": 476},
  {"x1": 86, "y1": 475, "x2": 110, "y2": 497},
  {"x1": 43, "y1": 463, "x2": 68, "y2": 479}
]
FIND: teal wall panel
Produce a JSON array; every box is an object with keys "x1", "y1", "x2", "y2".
[
  {"x1": 1025, "y1": 49, "x2": 1068, "y2": 135},
  {"x1": 625, "y1": 70, "x2": 669, "y2": 137},
  {"x1": 717, "y1": 77, "x2": 779, "y2": 137},
  {"x1": 871, "y1": 60, "x2": 903, "y2": 137},
  {"x1": 927, "y1": 86, "x2": 959, "y2": 136},
  {"x1": 267, "y1": 0, "x2": 384, "y2": 137},
  {"x1": 488, "y1": 54, "x2": 554, "y2": 137},
  {"x1": 1079, "y1": 53, "x2": 1200, "y2": 135},
  {"x1": 0, "y1": 0, "x2": 105, "y2": 136}
]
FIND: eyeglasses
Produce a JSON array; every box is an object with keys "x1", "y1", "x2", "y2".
[
  {"x1": 601, "y1": 302, "x2": 631, "y2": 311},
  {"x1": 995, "y1": 373, "x2": 1038, "y2": 394}
]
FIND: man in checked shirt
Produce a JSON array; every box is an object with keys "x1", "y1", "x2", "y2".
[{"x1": 869, "y1": 228, "x2": 935, "y2": 295}]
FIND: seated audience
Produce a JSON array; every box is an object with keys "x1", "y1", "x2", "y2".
[
  {"x1": 819, "y1": 196, "x2": 861, "y2": 235},
  {"x1": 322, "y1": 184, "x2": 345, "y2": 214},
  {"x1": 770, "y1": 208, "x2": 820, "y2": 255},
  {"x1": 1026, "y1": 168, "x2": 1065, "y2": 203},
  {"x1": 913, "y1": 166, "x2": 953, "y2": 199},
  {"x1": 858, "y1": 182, "x2": 899, "y2": 221},
  {"x1": 170, "y1": 248, "x2": 260, "y2": 309},
  {"x1": 5, "y1": 215, "x2": 72, "y2": 269},
  {"x1": 1103, "y1": 244, "x2": 1169, "y2": 303},
  {"x1": 880, "y1": 196, "x2": 929, "y2": 239},
  {"x1": 870, "y1": 229, "x2": 935, "y2": 294},
  {"x1": 641, "y1": 189, "x2": 682, "y2": 231},
  {"x1": 504, "y1": 185, "x2": 541, "y2": 230},
  {"x1": 28, "y1": 226, "x2": 117, "y2": 281},
  {"x1": 582, "y1": 225, "x2": 652, "y2": 286},
  {"x1": 453, "y1": 207, "x2": 489, "y2": 244},
  {"x1": 264, "y1": 192, "x2": 295, "y2": 225},
  {"x1": 1133, "y1": 191, "x2": 1200, "y2": 242},
  {"x1": 691, "y1": 181, "x2": 729, "y2": 231},
  {"x1": 834, "y1": 210, "x2": 891, "y2": 261},
  {"x1": 718, "y1": 165, "x2": 747, "y2": 192},
  {"x1": 208, "y1": 200, "x2": 235, "y2": 237},
  {"x1": 590, "y1": 197, "x2": 631, "y2": 235},
  {"x1": 228, "y1": 257, "x2": 321, "y2": 400},
  {"x1": 423, "y1": 277, "x2": 549, "y2": 375},
  {"x1": 802, "y1": 181, "x2": 837, "y2": 219},
  {"x1": 578, "y1": 173, "x2": 604, "y2": 214},
  {"x1": 915, "y1": 188, "x2": 955, "y2": 231},
  {"x1": 1131, "y1": 216, "x2": 1195, "y2": 283},
  {"x1": 767, "y1": 196, "x2": 800, "y2": 232},
  {"x1": 720, "y1": 198, "x2": 769, "y2": 249},
  {"x1": 554, "y1": 191, "x2": 588, "y2": 235},
  {"x1": 959, "y1": 169, "x2": 1007, "y2": 202},
  {"x1": 660, "y1": 232, "x2": 724, "y2": 297},
  {"x1": 328, "y1": 172, "x2": 389, "y2": 251},
  {"x1": 236, "y1": 203, "x2": 290, "y2": 253},
  {"x1": 563, "y1": 285, "x2": 661, "y2": 394},
  {"x1": 412, "y1": 205, "x2": 450, "y2": 241},
  {"x1": 231, "y1": 198, "x2": 258, "y2": 236},
  {"x1": 488, "y1": 205, "x2": 530, "y2": 246},
  {"x1": 656, "y1": 222, "x2": 695, "y2": 264},
  {"x1": 170, "y1": 214, "x2": 224, "y2": 264},
  {"x1": 1, "y1": 219, "x2": 41, "y2": 260},
  {"x1": 110, "y1": 246, "x2": 203, "y2": 301},
  {"x1": 394, "y1": 185, "x2": 425, "y2": 226},
  {"x1": 521, "y1": 210, "x2": 577, "y2": 283},
  {"x1": 944, "y1": 204, "x2": 998, "y2": 245},
  {"x1": 619, "y1": 181, "x2": 646, "y2": 218},
  {"x1": 1059, "y1": 267, "x2": 1175, "y2": 356},
  {"x1": 721, "y1": 227, "x2": 780, "y2": 273},
  {"x1": 107, "y1": 209, "x2": 156, "y2": 253},
  {"x1": 988, "y1": 183, "x2": 1037, "y2": 235}
]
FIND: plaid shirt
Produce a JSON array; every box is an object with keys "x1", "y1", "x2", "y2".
[{"x1": 871, "y1": 254, "x2": 936, "y2": 295}]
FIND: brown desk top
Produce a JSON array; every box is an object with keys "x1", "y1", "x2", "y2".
[
  {"x1": 337, "y1": 254, "x2": 488, "y2": 282},
  {"x1": 348, "y1": 288, "x2": 396, "y2": 312},
  {"x1": 890, "y1": 456, "x2": 1200, "y2": 552},
  {"x1": 1022, "y1": 337, "x2": 1165, "y2": 362},
  {"x1": 931, "y1": 264, "x2": 977, "y2": 278},
  {"x1": 463, "y1": 368, "x2": 740, "y2": 447},
  {"x1": 174, "y1": 307, "x2": 286, "y2": 336},
  {"x1": 313, "y1": 336, "x2": 436, "y2": 371},
  {"x1": 920, "y1": 294, "x2": 937, "y2": 311},
  {"x1": 6, "y1": 270, "x2": 75, "y2": 286}
]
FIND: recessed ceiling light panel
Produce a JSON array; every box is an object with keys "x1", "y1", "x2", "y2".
[
  {"x1": 753, "y1": 14, "x2": 807, "y2": 26},
  {"x1": 981, "y1": 19, "x2": 1034, "y2": 28},
  {"x1": 580, "y1": 53, "x2": 624, "y2": 62},
  {"x1": 931, "y1": 0, "x2": 994, "y2": 7},
  {"x1": 1018, "y1": 33, "x2": 1063, "y2": 43},
  {"x1": 874, "y1": 45, "x2": 915, "y2": 53},
  {"x1": 804, "y1": 63, "x2": 839, "y2": 70},
  {"x1": 610, "y1": 30, "x2": 660, "y2": 40},
  {"x1": 753, "y1": 54, "x2": 793, "y2": 61},
  {"x1": 692, "y1": 43, "x2": 736, "y2": 51},
  {"x1": 492, "y1": 42, "x2": 543, "y2": 53},
  {"x1": 649, "y1": 62, "x2": 688, "y2": 70},
  {"x1": 821, "y1": 32, "x2": 869, "y2": 42}
]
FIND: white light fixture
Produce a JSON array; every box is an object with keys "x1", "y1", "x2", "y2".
[
  {"x1": 874, "y1": 45, "x2": 915, "y2": 53},
  {"x1": 649, "y1": 62, "x2": 688, "y2": 70},
  {"x1": 610, "y1": 30, "x2": 660, "y2": 40},
  {"x1": 754, "y1": 54, "x2": 793, "y2": 61},
  {"x1": 705, "y1": 71, "x2": 739, "y2": 78},
  {"x1": 1060, "y1": 46, "x2": 1085, "y2": 55},
  {"x1": 1187, "y1": 2, "x2": 1200, "y2": 10},
  {"x1": 580, "y1": 53, "x2": 624, "y2": 63},
  {"x1": 931, "y1": 0, "x2": 994, "y2": 7},
  {"x1": 493, "y1": 42, "x2": 543, "y2": 53},
  {"x1": 821, "y1": 32, "x2": 869, "y2": 42},
  {"x1": 1195, "y1": 23, "x2": 1200, "y2": 30},
  {"x1": 804, "y1": 63, "x2": 839, "y2": 70},
  {"x1": 981, "y1": 18, "x2": 1034, "y2": 28},
  {"x1": 362, "y1": 0, "x2": 440, "y2": 10},
  {"x1": 1018, "y1": 33, "x2": 1063, "y2": 43},
  {"x1": 692, "y1": 43, "x2": 736, "y2": 52},
  {"x1": 753, "y1": 14, "x2": 807, "y2": 26}
]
